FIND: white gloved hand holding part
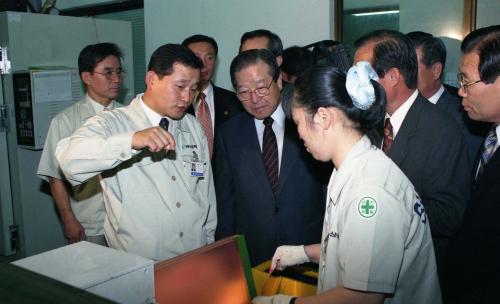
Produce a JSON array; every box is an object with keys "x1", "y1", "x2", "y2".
[{"x1": 269, "y1": 245, "x2": 310, "y2": 273}]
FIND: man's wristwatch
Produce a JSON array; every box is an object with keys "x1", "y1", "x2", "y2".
[{"x1": 290, "y1": 297, "x2": 298, "y2": 304}]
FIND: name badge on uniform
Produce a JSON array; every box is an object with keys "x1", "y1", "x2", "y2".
[
  {"x1": 189, "y1": 151, "x2": 204, "y2": 177},
  {"x1": 190, "y1": 162, "x2": 205, "y2": 177}
]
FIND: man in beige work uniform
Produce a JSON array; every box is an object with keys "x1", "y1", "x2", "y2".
[
  {"x1": 37, "y1": 43, "x2": 124, "y2": 246},
  {"x1": 55, "y1": 44, "x2": 216, "y2": 261}
]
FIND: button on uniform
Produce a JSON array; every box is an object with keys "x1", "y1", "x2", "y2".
[
  {"x1": 176, "y1": 202, "x2": 181, "y2": 208},
  {"x1": 179, "y1": 232, "x2": 184, "y2": 238},
  {"x1": 171, "y1": 176, "x2": 176, "y2": 181}
]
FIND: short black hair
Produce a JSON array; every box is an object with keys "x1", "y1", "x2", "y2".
[
  {"x1": 294, "y1": 65, "x2": 386, "y2": 145},
  {"x1": 311, "y1": 40, "x2": 351, "y2": 72},
  {"x1": 355, "y1": 30, "x2": 418, "y2": 89},
  {"x1": 230, "y1": 49, "x2": 280, "y2": 89},
  {"x1": 181, "y1": 34, "x2": 219, "y2": 55},
  {"x1": 461, "y1": 25, "x2": 500, "y2": 84},
  {"x1": 240, "y1": 29, "x2": 283, "y2": 57},
  {"x1": 147, "y1": 44, "x2": 203, "y2": 79},
  {"x1": 78, "y1": 42, "x2": 123, "y2": 77},
  {"x1": 407, "y1": 31, "x2": 447, "y2": 72},
  {"x1": 281, "y1": 46, "x2": 313, "y2": 79}
]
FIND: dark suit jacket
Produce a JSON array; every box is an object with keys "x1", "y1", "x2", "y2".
[
  {"x1": 436, "y1": 88, "x2": 489, "y2": 168},
  {"x1": 386, "y1": 94, "x2": 471, "y2": 275},
  {"x1": 214, "y1": 111, "x2": 329, "y2": 266},
  {"x1": 443, "y1": 146, "x2": 500, "y2": 304}
]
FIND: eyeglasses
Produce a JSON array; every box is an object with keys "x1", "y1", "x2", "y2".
[
  {"x1": 457, "y1": 73, "x2": 482, "y2": 92},
  {"x1": 93, "y1": 68, "x2": 126, "y2": 80},
  {"x1": 236, "y1": 81, "x2": 273, "y2": 101}
]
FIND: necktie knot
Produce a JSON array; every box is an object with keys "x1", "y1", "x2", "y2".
[
  {"x1": 199, "y1": 92, "x2": 206, "y2": 103},
  {"x1": 159, "y1": 117, "x2": 169, "y2": 131},
  {"x1": 264, "y1": 117, "x2": 274, "y2": 127}
]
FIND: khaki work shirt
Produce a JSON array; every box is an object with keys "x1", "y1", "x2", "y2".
[{"x1": 56, "y1": 94, "x2": 216, "y2": 261}]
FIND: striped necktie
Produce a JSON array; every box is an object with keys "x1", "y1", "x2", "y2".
[
  {"x1": 197, "y1": 92, "x2": 213, "y2": 159},
  {"x1": 262, "y1": 117, "x2": 279, "y2": 196},
  {"x1": 476, "y1": 124, "x2": 498, "y2": 180}
]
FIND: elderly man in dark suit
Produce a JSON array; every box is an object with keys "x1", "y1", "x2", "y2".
[
  {"x1": 214, "y1": 49, "x2": 327, "y2": 266},
  {"x1": 353, "y1": 30, "x2": 470, "y2": 282},
  {"x1": 444, "y1": 25, "x2": 500, "y2": 304},
  {"x1": 407, "y1": 31, "x2": 488, "y2": 166},
  {"x1": 182, "y1": 34, "x2": 243, "y2": 161}
]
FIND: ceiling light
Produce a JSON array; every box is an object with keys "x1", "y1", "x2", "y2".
[{"x1": 353, "y1": 10, "x2": 400, "y2": 17}]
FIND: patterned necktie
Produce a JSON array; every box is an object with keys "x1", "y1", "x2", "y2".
[
  {"x1": 197, "y1": 92, "x2": 214, "y2": 158},
  {"x1": 382, "y1": 117, "x2": 394, "y2": 154},
  {"x1": 262, "y1": 117, "x2": 279, "y2": 196},
  {"x1": 476, "y1": 124, "x2": 498, "y2": 180},
  {"x1": 159, "y1": 117, "x2": 169, "y2": 131}
]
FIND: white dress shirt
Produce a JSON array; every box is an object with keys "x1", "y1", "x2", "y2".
[
  {"x1": 427, "y1": 85, "x2": 445, "y2": 105},
  {"x1": 139, "y1": 97, "x2": 172, "y2": 131},
  {"x1": 387, "y1": 90, "x2": 419, "y2": 138}
]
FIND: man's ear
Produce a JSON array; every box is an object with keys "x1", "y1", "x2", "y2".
[
  {"x1": 277, "y1": 73, "x2": 283, "y2": 91},
  {"x1": 145, "y1": 71, "x2": 157, "y2": 88},
  {"x1": 81, "y1": 72, "x2": 92, "y2": 87},
  {"x1": 276, "y1": 55, "x2": 283, "y2": 67},
  {"x1": 431, "y1": 62, "x2": 443, "y2": 81},
  {"x1": 385, "y1": 68, "x2": 402, "y2": 87}
]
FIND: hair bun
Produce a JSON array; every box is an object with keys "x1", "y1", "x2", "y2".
[{"x1": 346, "y1": 61, "x2": 379, "y2": 110}]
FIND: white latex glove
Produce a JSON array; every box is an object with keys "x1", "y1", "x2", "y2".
[
  {"x1": 253, "y1": 295, "x2": 295, "y2": 304},
  {"x1": 270, "y1": 245, "x2": 310, "y2": 273}
]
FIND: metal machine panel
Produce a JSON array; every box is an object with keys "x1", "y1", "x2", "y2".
[
  {"x1": 13, "y1": 70, "x2": 82, "y2": 150},
  {"x1": 0, "y1": 73, "x2": 16, "y2": 256},
  {"x1": 0, "y1": 11, "x2": 134, "y2": 258}
]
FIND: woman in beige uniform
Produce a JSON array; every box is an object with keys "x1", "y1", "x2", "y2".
[{"x1": 253, "y1": 62, "x2": 441, "y2": 304}]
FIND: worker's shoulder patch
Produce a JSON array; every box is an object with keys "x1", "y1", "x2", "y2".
[{"x1": 358, "y1": 197, "x2": 377, "y2": 218}]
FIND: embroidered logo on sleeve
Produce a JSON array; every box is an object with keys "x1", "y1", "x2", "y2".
[{"x1": 358, "y1": 197, "x2": 377, "y2": 218}]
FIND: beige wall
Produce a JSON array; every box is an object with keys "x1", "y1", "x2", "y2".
[{"x1": 144, "y1": 0, "x2": 334, "y2": 90}]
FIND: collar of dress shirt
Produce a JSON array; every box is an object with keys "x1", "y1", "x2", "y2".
[
  {"x1": 139, "y1": 95, "x2": 171, "y2": 130},
  {"x1": 254, "y1": 102, "x2": 286, "y2": 130},
  {"x1": 427, "y1": 84, "x2": 445, "y2": 105},
  {"x1": 87, "y1": 94, "x2": 116, "y2": 113},
  {"x1": 388, "y1": 89, "x2": 419, "y2": 138}
]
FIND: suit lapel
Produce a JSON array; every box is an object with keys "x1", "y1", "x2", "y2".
[
  {"x1": 276, "y1": 119, "x2": 300, "y2": 196},
  {"x1": 474, "y1": 148, "x2": 500, "y2": 195},
  {"x1": 213, "y1": 85, "x2": 223, "y2": 127},
  {"x1": 388, "y1": 94, "x2": 425, "y2": 165}
]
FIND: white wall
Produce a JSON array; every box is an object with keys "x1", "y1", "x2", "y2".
[
  {"x1": 399, "y1": 0, "x2": 464, "y2": 82},
  {"x1": 477, "y1": 0, "x2": 500, "y2": 29},
  {"x1": 144, "y1": 0, "x2": 333, "y2": 90}
]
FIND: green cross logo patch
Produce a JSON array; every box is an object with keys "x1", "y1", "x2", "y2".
[{"x1": 358, "y1": 197, "x2": 377, "y2": 218}]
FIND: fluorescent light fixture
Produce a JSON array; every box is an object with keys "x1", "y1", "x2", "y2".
[{"x1": 353, "y1": 10, "x2": 399, "y2": 16}]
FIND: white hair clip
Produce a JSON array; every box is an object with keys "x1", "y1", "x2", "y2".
[{"x1": 346, "y1": 61, "x2": 379, "y2": 110}]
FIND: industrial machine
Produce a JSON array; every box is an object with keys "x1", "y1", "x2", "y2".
[{"x1": 0, "y1": 11, "x2": 134, "y2": 259}]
